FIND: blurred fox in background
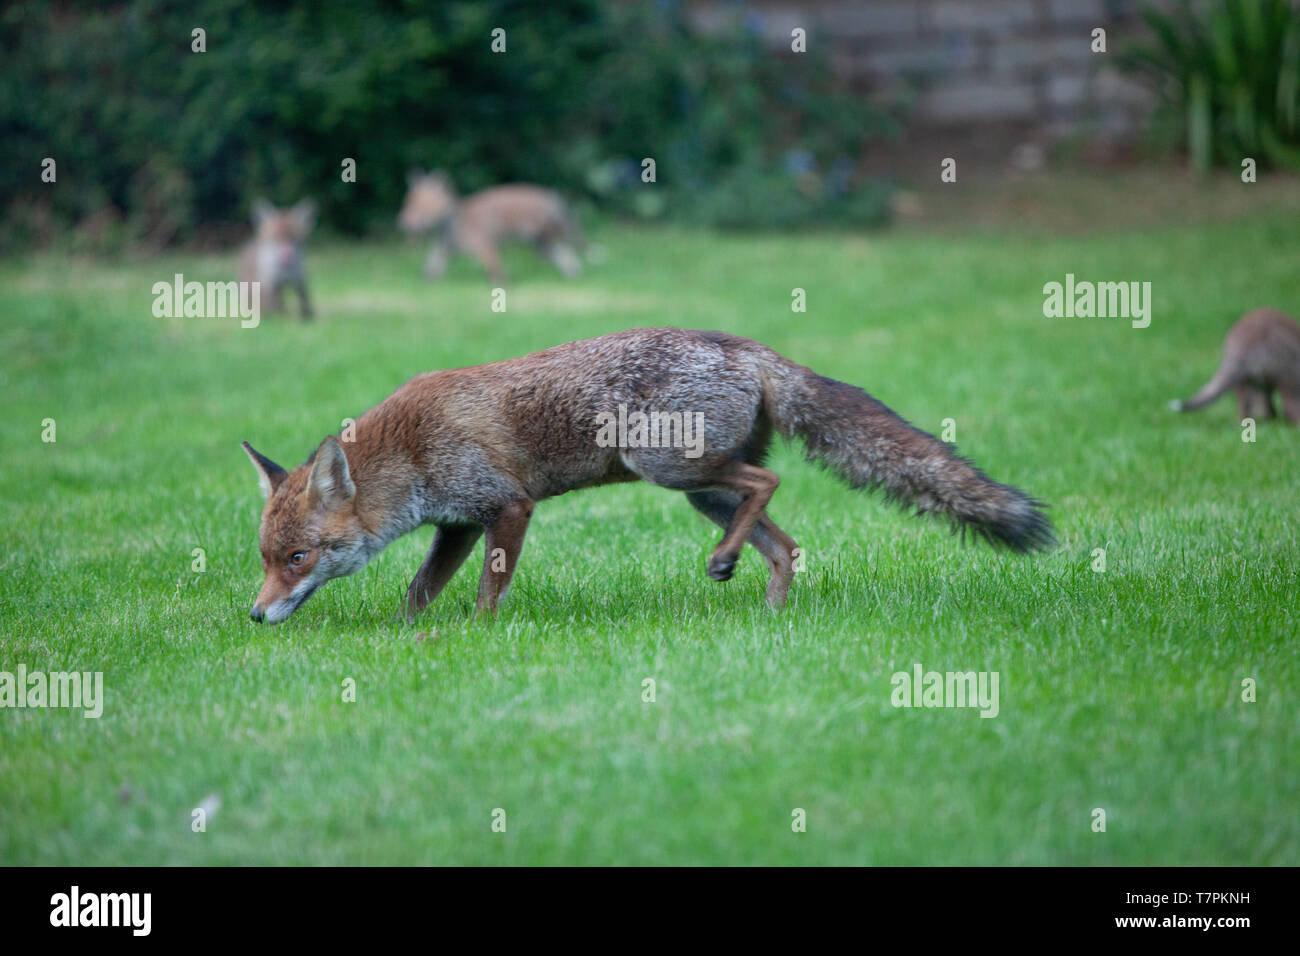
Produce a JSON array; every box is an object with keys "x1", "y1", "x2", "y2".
[
  {"x1": 240, "y1": 199, "x2": 316, "y2": 319},
  {"x1": 1171, "y1": 308, "x2": 1300, "y2": 423},
  {"x1": 398, "y1": 170, "x2": 584, "y2": 284}
]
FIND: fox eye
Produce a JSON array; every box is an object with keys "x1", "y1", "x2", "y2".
[{"x1": 290, "y1": 551, "x2": 307, "y2": 566}]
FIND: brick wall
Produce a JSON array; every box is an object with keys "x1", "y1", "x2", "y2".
[{"x1": 686, "y1": 0, "x2": 1162, "y2": 142}]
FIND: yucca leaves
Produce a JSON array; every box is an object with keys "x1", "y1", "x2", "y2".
[{"x1": 1123, "y1": 0, "x2": 1300, "y2": 172}]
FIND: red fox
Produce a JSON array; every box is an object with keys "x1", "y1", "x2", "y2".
[
  {"x1": 242, "y1": 328, "x2": 1053, "y2": 624},
  {"x1": 397, "y1": 170, "x2": 583, "y2": 283},
  {"x1": 239, "y1": 199, "x2": 316, "y2": 319},
  {"x1": 1170, "y1": 308, "x2": 1300, "y2": 422}
]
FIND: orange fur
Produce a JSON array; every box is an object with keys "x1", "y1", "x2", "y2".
[{"x1": 243, "y1": 328, "x2": 1051, "y2": 624}]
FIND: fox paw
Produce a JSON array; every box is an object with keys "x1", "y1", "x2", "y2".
[{"x1": 707, "y1": 554, "x2": 737, "y2": 582}]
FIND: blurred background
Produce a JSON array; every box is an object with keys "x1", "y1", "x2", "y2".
[
  {"x1": 3, "y1": 1, "x2": 1299, "y2": 869},
  {"x1": 3, "y1": 0, "x2": 1298, "y2": 252}
]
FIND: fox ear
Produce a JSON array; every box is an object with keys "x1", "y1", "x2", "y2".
[
  {"x1": 242, "y1": 441, "x2": 288, "y2": 500},
  {"x1": 290, "y1": 199, "x2": 316, "y2": 235},
  {"x1": 251, "y1": 199, "x2": 275, "y2": 227},
  {"x1": 307, "y1": 436, "x2": 354, "y2": 509}
]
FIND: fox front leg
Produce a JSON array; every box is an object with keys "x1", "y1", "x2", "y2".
[
  {"x1": 264, "y1": 283, "x2": 285, "y2": 314},
  {"x1": 476, "y1": 499, "x2": 533, "y2": 614},
  {"x1": 540, "y1": 238, "x2": 582, "y2": 278},
  {"x1": 405, "y1": 524, "x2": 483, "y2": 622},
  {"x1": 1281, "y1": 386, "x2": 1300, "y2": 424},
  {"x1": 295, "y1": 279, "x2": 314, "y2": 320},
  {"x1": 423, "y1": 237, "x2": 451, "y2": 280}
]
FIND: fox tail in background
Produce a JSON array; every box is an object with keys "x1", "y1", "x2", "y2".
[{"x1": 1169, "y1": 361, "x2": 1235, "y2": 412}]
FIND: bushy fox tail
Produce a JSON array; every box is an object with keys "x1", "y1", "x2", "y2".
[
  {"x1": 761, "y1": 356, "x2": 1055, "y2": 552},
  {"x1": 1170, "y1": 358, "x2": 1236, "y2": 412}
]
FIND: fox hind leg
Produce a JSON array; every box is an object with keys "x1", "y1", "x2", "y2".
[
  {"x1": 687, "y1": 490, "x2": 798, "y2": 607},
  {"x1": 461, "y1": 235, "x2": 506, "y2": 285},
  {"x1": 689, "y1": 462, "x2": 782, "y2": 584},
  {"x1": 619, "y1": 402, "x2": 775, "y2": 590},
  {"x1": 1235, "y1": 384, "x2": 1274, "y2": 421},
  {"x1": 1278, "y1": 384, "x2": 1300, "y2": 424}
]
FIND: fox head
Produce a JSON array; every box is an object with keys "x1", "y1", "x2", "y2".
[
  {"x1": 250, "y1": 199, "x2": 315, "y2": 279},
  {"x1": 242, "y1": 436, "x2": 376, "y2": 624},
  {"x1": 397, "y1": 170, "x2": 456, "y2": 235}
]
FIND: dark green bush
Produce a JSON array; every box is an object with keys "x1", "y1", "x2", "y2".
[
  {"x1": 0, "y1": 0, "x2": 897, "y2": 250},
  {"x1": 1122, "y1": 0, "x2": 1300, "y2": 172}
]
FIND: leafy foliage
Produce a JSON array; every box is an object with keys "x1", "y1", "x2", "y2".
[
  {"x1": 0, "y1": 0, "x2": 897, "y2": 249},
  {"x1": 1122, "y1": 0, "x2": 1300, "y2": 172}
]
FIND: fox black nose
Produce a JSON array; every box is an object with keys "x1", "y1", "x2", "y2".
[{"x1": 250, "y1": 606, "x2": 266, "y2": 623}]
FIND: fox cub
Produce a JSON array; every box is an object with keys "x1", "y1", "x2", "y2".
[
  {"x1": 397, "y1": 170, "x2": 583, "y2": 284},
  {"x1": 1171, "y1": 308, "x2": 1300, "y2": 423},
  {"x1": 243, "y1": 328, "x2": 1053, "y2": 624},
  {"x1": 239, "y1": 199, "x2": 316, "y2": 319}
]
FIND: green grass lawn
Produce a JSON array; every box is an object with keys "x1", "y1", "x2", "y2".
[{"x1": 1, "y1": 211, "x2": 1296, "y2": 865}]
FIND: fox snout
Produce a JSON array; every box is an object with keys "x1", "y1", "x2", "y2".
[
  {"x1": 248, "y1": 593, "x2": 313, "y2": 625},
  {"x1": 248, "y1": 556, "x2": 327, "y2": 624},
  {"x1": 249, "y1": 572, "x2": 307, "y2": 624}
]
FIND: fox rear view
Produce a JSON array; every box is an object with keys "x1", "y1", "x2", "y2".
[
  {"x1": 1171, "y1": 308, "x2": 1300, "y2": 423},
  {"x1": 243, "y1": 328, "x2": 1053, "y2": 624},
  {"x1": 1170, "y1": 308, "x2": 1300, "y2": 424},
  {"x1": 397, "y1": 170, "x2": 583, "y2": 283}
]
